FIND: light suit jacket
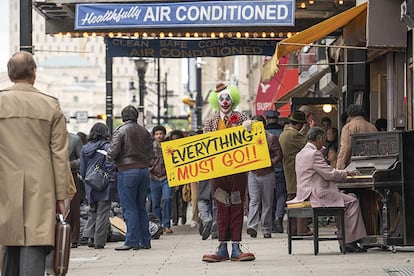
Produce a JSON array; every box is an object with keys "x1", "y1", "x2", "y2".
[{"x1": 287, "y1": 143, "x2": 347, "y2": 207}]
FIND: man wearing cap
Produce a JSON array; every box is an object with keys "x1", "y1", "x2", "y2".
[
  {"x1": 278, "y1": 111, "x2": 310, "y2": 235},
  {"x1": 202, "y1": 83, "x2": 255, "y2": 262},
  {"x1": 264, "y1": 110, "x2": 287, "y2": 233},
  {"x1": 298, "y1": 105, "x2": 316, "y2": 136}
]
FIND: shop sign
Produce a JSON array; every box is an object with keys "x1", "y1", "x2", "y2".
[
  {"x1": 75, "y1": 111, "x2": 88, "y2": 123},
  {"x1": 105, "y1": 37, "x2": 278, "y2": 58},
  {"x1": 75, "y1": 0, "x2": 294, "y2": 30}
]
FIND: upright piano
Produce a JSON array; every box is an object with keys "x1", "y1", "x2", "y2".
[{"x1": 337, "y1": 131, "x2": 414, "y2": 248}]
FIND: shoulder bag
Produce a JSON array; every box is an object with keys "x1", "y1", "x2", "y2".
[{"x1": 84, "y1": 151, "x2": 110, "y2": 192}]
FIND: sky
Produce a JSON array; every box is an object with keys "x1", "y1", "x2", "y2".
[{"x1": 0, "y1": 0, "x2": 9, "y2": 72}]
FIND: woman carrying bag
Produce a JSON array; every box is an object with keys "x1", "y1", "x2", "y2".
[{"x1": 79, "y1": 123, "x2": 118, "y2": 249}]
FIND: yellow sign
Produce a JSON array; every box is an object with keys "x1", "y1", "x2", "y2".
[{"x1": 161, "y1": 122, "x2": 271, "y2": 186}]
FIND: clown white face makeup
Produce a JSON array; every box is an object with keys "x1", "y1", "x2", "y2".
[{"x1": 218, "y1": 90, "x2": 233, "y2": 115}]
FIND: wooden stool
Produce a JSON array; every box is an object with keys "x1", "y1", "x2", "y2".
[{"x1": 287, "y1": 202, "x2": 345, "y2": 255}]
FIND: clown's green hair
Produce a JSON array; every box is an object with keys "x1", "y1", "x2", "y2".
[{"x1": 208, "y1": 85, "x2": 241, "y2": 112}]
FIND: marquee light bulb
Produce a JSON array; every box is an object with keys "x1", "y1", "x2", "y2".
[{"x1": 323, "y1": 104, "x2": 333, "y2": 113}]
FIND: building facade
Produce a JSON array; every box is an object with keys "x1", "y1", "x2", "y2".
[{"x1": 7, "y1": 0, "x2": 261, "y2": 133}]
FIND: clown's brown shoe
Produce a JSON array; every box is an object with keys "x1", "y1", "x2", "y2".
[
  {"x1": 202, "y1": 243, "x2": 229, "y2": 262},
  {"x1": 230, "y1": 243, "x2": 255, "y2": 261}
]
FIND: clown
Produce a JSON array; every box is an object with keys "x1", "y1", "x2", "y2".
[{"x1": 202, "y1": 83, "x2": 255, "y2": 262}]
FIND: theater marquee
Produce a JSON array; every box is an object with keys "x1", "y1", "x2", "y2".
[
  {"x1": 75, "y1": 0, "x2": 294, "y2": 30},
  {"x1": 105, "y1": 38, "x2": 279, "y2": 58}
]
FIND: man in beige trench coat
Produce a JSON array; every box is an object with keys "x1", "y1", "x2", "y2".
[{"x1": 0, "y1": 51, "x2": 70, "y2": 275}]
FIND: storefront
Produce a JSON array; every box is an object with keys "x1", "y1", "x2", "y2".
[
  {"x1": 33, "y1": 0, "x2": 412, "y2": 131},
  {"x1": 262, "y1": 0, "x2": 409, "y2": 130}
]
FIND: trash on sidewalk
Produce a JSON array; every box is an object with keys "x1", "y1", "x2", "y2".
[{"x1": 109, "y1": 216, "x2": 126, "y2": 236}]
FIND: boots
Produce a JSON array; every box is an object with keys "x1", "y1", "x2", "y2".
[
  {"x1": 202, "y1": 242, "x2": 229, "y2": 262},
  {"x1": 273, "y1": 217, "x2": 284, "y2": 233},
  {"x1": 230, "y1": 242, "x2": 255, "y2": 261}
]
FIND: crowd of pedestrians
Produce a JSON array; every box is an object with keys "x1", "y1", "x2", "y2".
[{"x1": 1, "y1": 51, "x2": 383, "y2": 276}]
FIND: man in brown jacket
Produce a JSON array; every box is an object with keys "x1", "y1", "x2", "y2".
[
  {"x1": 108, "y1": 105, "x2": 154, "y2": 251},
  {"x1": 0, "y1": 51, "x2": 69, "y2": 275},
  {"x1": 336, "y1": 104, "x2": 377, "y2": 169},
  {"x1": 278, "y1": 111, "x2": 308, "y2": 234},
  {"x1": 279, "y1": 111, "x2": 307, "y2": 200}
]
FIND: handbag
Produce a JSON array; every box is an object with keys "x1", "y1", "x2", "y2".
[
  {"x1": 182, "y1": 184, "x2": 192, "y2": 202},
  {"x1": 84, "y1": 163, "x2": 110, "y2": 192}
]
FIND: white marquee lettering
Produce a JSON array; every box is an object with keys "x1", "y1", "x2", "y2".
[
  {"x1": 76, "y1": 1, "x2": 294, "y2": 29},
  {"x1": 278, "y1": 5, "x2": 288, "y2": 20}
]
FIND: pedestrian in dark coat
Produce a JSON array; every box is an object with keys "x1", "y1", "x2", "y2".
[
  {"x1": 264, "y1": 109, "x2": 287, "y2": 233},
  {"x1": 67, "y1": 133, "x2": 83, "y2": 248},
  {"x1": 108, "y1": 105, "x2": 154, "y2": 251},
  {"x1": 80, "y1": 123, "x2": 118, "y2": 249}
]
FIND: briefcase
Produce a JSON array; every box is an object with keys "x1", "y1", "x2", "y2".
[{"x1": 46, "y1": 214, "x2": 72, "y2": 275}]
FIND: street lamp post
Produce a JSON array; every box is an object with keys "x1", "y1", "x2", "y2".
[
  {"x1": 134, "y1": 58, "x2": 149, "y2": 108},
  {"x1": 20, "y1": 0, "x2": 33, "y2": 53},
  {"x1": 157, "y1": 58, "x2": 161, "y2": 125},
  {"x1": 163, "y1": 72, "x2": 168, "y2": 123},
  {"x1": 195, "y1": 59, "x2": 203, "y2": 130},
  {"x1": 129, "y1": 80, "x2": 137, "y2": 104},
  {"x1": 133, "y1": 58, "x2": 148, "y2": 126}
]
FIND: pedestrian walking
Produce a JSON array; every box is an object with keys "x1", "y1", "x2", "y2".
[
  {"x1": 67, "y1": 132, "x2": 83, "y2": 248},
  {"x1": 197, "y1": 180, "x2": 217, "y2": 240},
  {"x1": 0, "y1": 51, "x2": 70, "y2": 275},
  {"x1": 169, "y1": 130, "x2": 188, "y2": 228},
  {"x1": 264, "y1": 109, "x2": 287, "y2": 233},
  {"x1": 149, "y1": 125, "x2": 173, "y2": 234},
  {"x1": 80, "y1": 123, "x2": 118, "y2": 249},
  {"x1": 246, "y1": 115, "x2": 283, "y2": 239}
]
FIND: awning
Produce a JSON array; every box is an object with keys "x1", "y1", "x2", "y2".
[
  {"x1": 261, "y1": 2, "x2": 367, "y2": 82},
  {"x1": 274, "y1": 66, "x2": 330, "y2": 110},
  {"x1": 255, "y1": 57, "x2": 287, "y2": 116},
  {"x1": 255, "y1": 57, "x2": 294, "y2": 116},
  {"x1": 271, "y1": 67, "x2": 299, "y2": 117}
]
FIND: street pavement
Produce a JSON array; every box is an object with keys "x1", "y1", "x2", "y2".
[{"x1": 67, "y1": 218, "x2": 414, "y2": 276}]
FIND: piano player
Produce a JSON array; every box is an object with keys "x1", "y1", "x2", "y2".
[{"x1": 287, "y1": 127, "x2": 368, "y2": 253}]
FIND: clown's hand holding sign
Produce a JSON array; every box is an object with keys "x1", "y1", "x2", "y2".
[{"x1": 202, "y1": 83, "x2": 255, "y2": 263}]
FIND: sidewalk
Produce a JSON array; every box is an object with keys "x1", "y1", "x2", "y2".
[{"x1": 67, "y1": 221, "x2": 414, "y2": 276}]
